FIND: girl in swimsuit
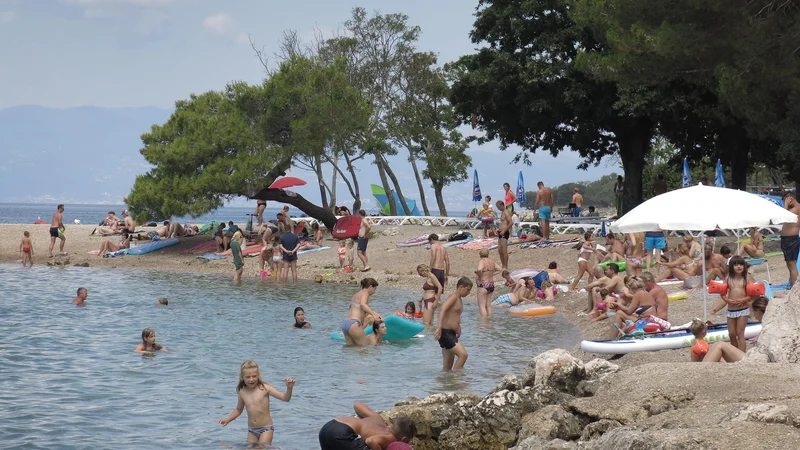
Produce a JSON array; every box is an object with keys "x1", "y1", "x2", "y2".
[
  {"x1": 134, "y1": 328, "x2": 167, "y2": 353},
  {"x1": 569, "y1": 232, "x2": 596, "y2": 291},
  {"x1": 474, "y1": 249, "x2": 497, "y2": 318},
  {"x1": 711, "y1": 256, "x2": 754, "y2": 351},
  {"x1": 342, "y1": 278, "x2": 382, "y2": 346},
  {"x1": 292, "y1": 307, "x2": 311, "y2": 329},
  {"x1": 546, "y1": 261, "x2": 569, "y2": 284},
  {"x1": 19, "y1": 231, "x2": 33, "y2": 267},
  {"x1": 608, "y1": 277, "x2": 656, "y2": 337},
  {"x1": 417, "y1": 264, "x2": 443, "y2": 325},
  {"x1": 655, "y1": 243, "x2": 696, "y2": 282},
  {"x1": 625, "y1": 232, "x2": 645, "y2": 277},
  {"x1": 97, "y1": 233, "x2": 130, "y2": 257}
]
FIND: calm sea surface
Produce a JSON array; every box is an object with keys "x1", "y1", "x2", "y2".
[{"x1": 0, "y1": 264, "x2": 578, "y2": 449}]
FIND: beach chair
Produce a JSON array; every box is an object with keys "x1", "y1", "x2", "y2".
[{"x1": 747, "y1": 258, "x2": 771, "y2": 284}]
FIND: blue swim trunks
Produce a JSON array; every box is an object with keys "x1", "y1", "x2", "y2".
[
  {"x1": 573, "y1": 207, "x2": 582, "y2": 217},
  {"x1": 492, "y1": 294, "x2": 512, "y2": 306},
  {"x1": 644, "y1": 231, "x2": 666, "y2": 251},
  {"x1": 539, "y1": 206, "x2": 552, "y2": 221}
]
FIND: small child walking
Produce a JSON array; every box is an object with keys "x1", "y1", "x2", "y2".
[
  {"x1": 337, "y1": 240, "x2": 347, "y2": 269},
  {"x1": 19, "y1": 231, "x2": 33, "y2": 267},
  {"x1": 216, "y1": 360, "x2": 295, "y2": 444}
]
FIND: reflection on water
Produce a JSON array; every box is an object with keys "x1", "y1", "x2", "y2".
[{"x1": 0, "y1": 264, "x2": 579, "y2": 449}]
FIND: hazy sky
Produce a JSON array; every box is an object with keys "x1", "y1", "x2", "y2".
[{"x1": 0, "y1": 0, "x2": 618, "y2": 209}]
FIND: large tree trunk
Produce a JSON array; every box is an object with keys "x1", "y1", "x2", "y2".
[
  {"x1": 343, "y1": 152, "x2": 362, "y2": 212},
  {"x1": 408, "y1": 149, "x2": 431, "y2": 215},
  {"x1": 375, "y1": 156, "x2": 397, "y2": 215},
  {"x1": 432, "y1": 180, "x2": 447, "y2": 216},
  {"x1": 719, "y1": 126, "x2": 750, "y2": 190},
  {"x1": 314, "y1": 155, "x2": 328, "y2": 208},
  {"x1": 380, "y1": 153, "x2": 413, "y2": 215},
  {"x1": 251, "y1": 188, "x2": 337, "y2": 229},
  {"x1": 616, "y1": 118, "x2": 654, "y2": 214}
]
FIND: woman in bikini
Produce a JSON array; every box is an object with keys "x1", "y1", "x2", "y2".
[
  {"x1": 342, "y1": 278, "x2": 382, "y2": 345},
  {"x1": 625, "y1": 232, "x2": 645, "y2": 277},
  {"x1": 254, "y1": 200, "x2": 267, "y2": 228},
  {"x1": 608, "y1": 276, "x2": 656, "y2": 337},
  {"x1": 737, "y1": 227, "x2": 765, "y2": 258},
  {"x1": 569, "y1": 231, "x2": 596, "y2": 291},
  {"x1": 475, "y1": 249, "x2": 497, "y2": 318},
  {"x1": 97, "y1": 232, "x2": 130, "y2": 257},
  {"x1": 683, "y1": 234, "x2": 703, "y2": 260},
  {"x1": 417, "y1": 264, "x2": 443, "y2": 325},
  {"x1": 655, "y1": 243, "x2": 697, "y2": 282}
]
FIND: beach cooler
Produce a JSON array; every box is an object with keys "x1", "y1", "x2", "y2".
[{"x1": 332, "y1": 215, "x2": 361, "y2": 239}]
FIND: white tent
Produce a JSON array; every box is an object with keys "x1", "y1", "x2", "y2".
[{"x1": 610, "y1": 184, "x2": 797, "y2": 318}]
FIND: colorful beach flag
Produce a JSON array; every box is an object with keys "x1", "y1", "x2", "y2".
[
  {"x1": 516, "y1": 171, "x2": 526, "y2": 204},
  {"x1": 682, "y1": 159, "x2": 692, "y2": 188},
  {"x1": 714, "y1": 159, "x2": 726, "y2": 188},
  {"x1": 472, "y1": 169, "x2": 482, "y2": 202}
]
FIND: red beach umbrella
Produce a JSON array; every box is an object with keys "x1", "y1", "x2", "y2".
[{"x1": 269, "y1": 177, "x2": 307, "y2": 189}]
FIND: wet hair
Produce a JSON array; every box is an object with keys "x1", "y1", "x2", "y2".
[
  {"x1": 599, "y1": 288, "x2": 609, "y2": 299},
  {"x1": 391, "y1": 416, "x2": 418, "y2": 442},
  {"x1": 626, "y1": 277, "x2": 645, "y2": 291},
  {"x1": 751, "y1": 296, "x2": 769, "y2": 316},
  {"x1": 720, "y1": 245, "x2": 732, "y2": 256},
  {"x1": 158, "y1": 297, "x2": 168, "y2": 305},
  {"x1": 372, "y1": 319, "x2": 385, "y2": 335},
  {"x1": 23, "y1": 231, "x2": 30, "y2": 237},
  {"x1": 416, "y1": 264, "x2": 430, "y2": 275},
  {"x1": 727, "y1": 255, "x2": 749, "y2": 279},
  {"x1": 584, "y1": 231, "x2": 593, "y2": 241},
  {"x1": 479, "y1": 249, "x2": 489, "y2": 258},
  {"x1": 548, "y1": 261, "x2": 558, "y2": 270},
  {"x1": 360, "y1": 277, "x2": 379, "y2": 289},
  {"x1": 405, "y1": 301, "x2": 416, "y2": 314},
  {"x1": 294, "y1": 307, "x2": 304, "y2": 319},
  {"x1": 606, "y1": 263, "x2": 620, "y2": 274},
  {"x1": 77, "y1": 287, "x2": 87, "y2": 296},
  {"x1": 236, "y1": 360, "x2": 266, "y2": 392},
  {"x1": 428, "y1": 233, "x2": 438, "y2": 242},
  {"x1": 640, "y1": 272, "x2": 655, "y2": 283},
  {"x1": 689, "y1": 318, "x2": 707, "y2": 338},
  {"x1": 141, "y1": 328, "x2": 163, "y2": 351},
  {"x1": 457, "y1": 277, "x2": 473, "y2": 289}
]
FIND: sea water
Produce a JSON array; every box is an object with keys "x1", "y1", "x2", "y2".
[{"x1": 0, "y1": 264, "x2": 579, "y2": 449}]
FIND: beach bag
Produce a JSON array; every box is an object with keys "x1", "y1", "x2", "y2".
[
  {"x1": 332, "y1": 215, "x2": 361, "y2": 239},
  {"x1": 532, "y1": 271, "x2": 549, "y2": 289},
  {"x1": 448, "y1": 231, "x2": 471, "y2": 242}
]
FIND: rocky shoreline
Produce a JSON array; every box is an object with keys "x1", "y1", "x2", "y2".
[{"x1": 382, "y1": 292, "x2": 800, "y2": 449}]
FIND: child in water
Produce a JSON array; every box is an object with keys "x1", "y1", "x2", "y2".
[
  {"x1": 134, "y1": 328, "x2": 167, "y2": 353},
  {"x1": 216, "y1": 360, "x2": 295, "y2": 444},
  {"x1": 403, "y1": 301, "x2": 417, "y2": 319},
  {"x1": 19, "y1": 231, "x2": 33, "y2": 267}
]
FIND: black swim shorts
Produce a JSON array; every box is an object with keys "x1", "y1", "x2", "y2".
[
  {"x1": 438, "y1": 328, "x2": 458, "y2": 350},
  {"x1": 49, "y1": 227, "x2": 59, "y2": 238},
  {"x1": 318, "y1": 419, "x2": 369, "y2": 450},
  {"x1": 357, "y1": 237, "x2": 368, "y2": 253},
  {"x1": 430, "y1": 268, "x2": 445, "y2": 293},
  {"x1": 782, "y1": 235, "x2": 800, "y2": 261}
]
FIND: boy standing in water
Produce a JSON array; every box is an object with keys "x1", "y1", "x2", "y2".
[
  {"x1": 230, "y1": 229, "x2": 245, "y2": 283},
  {"x1": 19, "y1": 231, "x2": 33, "y2": 267},
  {"x1": 434, "y1": 277, "x2": 473, "y2": 372}
]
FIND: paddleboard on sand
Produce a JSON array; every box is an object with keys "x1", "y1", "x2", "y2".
[{"x1": 580, "y1": 322, "x2": 761, "y2": 355}]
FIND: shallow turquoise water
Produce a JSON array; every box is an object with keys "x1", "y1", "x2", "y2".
[{"x1": 0, "y1": 264, "x2": 579, "y2": 449}]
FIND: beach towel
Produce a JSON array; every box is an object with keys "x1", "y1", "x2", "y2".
[
  {"x1": 455, "y1": 238, "x2": 497, "y2": 251},
  {"x1": 297, "y1": 246, "x2": 331, "y2": 255},
  {"x1": 182, "y1": 240, "x2": 218, "y2": 254},
  {"x1": 519, "y1": 238, "x2": 580, "y2": 249},
  {"x1": 197, "y1": 253, "x2": 228, "y2": 260},
  {"x1": 216, "y1": 242, "x2": 263, "y2": 256}
]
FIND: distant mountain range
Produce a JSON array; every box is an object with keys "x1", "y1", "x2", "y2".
[{"x1": 0, "y1": 105, "x2": 172, "y2": 204}]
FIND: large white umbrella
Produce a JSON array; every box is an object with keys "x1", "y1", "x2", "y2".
[{"x1": 610, "y1": 184, "x2": 797, "y2": 319}]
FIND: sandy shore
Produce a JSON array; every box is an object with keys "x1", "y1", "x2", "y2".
[{"x1": 1, "y1": 223, "x2": 787, "y2": 369}]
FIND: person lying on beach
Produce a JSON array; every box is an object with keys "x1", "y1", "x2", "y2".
[
  {"x1": 342, "y1": 278, "x2": 382, "y2": 346},
  {"x1": 293, "y1": 307, "x2": 312, "y2": 329},
  {"x1": 136, "y1": 222, "x2": 170, "y2": 241},
  {"x1": 416, "y1": 264, "x2": 442, "y2": 325},
  {"x1": 216, "y1": 360, "x2": 294, "y2": 444},
  {"x1": 169, "y1": 222, "x2": 199, "y2": 238},
  {"x1": 493, "y1": 279, "x2": 537, "y2": 307},
  {"x1": 318, "y1": 402, "x2": 416, "y2": 450},
  {"x1": 134, "y1": 327, "x2": 167, "y2": 353},
  {"x1": 94, "y1": 211, "x2": 122, "y2": 236},
  {"x1": 608, "y1": 277, "x2": 656, "y2": 337},
  {"x1": 297, "y1": 223, "x2": 323, "y2": 251},
  {"x1": 73, "y1": 287, "x2": 88, "y2": 305},
  {"x1": 97, "y1": 232, "x2": 131, "y2": 256},
  {"x1": 655, "y1": 243, "x2": 697, "y2": 281},
  {"x1": 546, "y1": 262, "x2": 569, "y2": 284}
]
